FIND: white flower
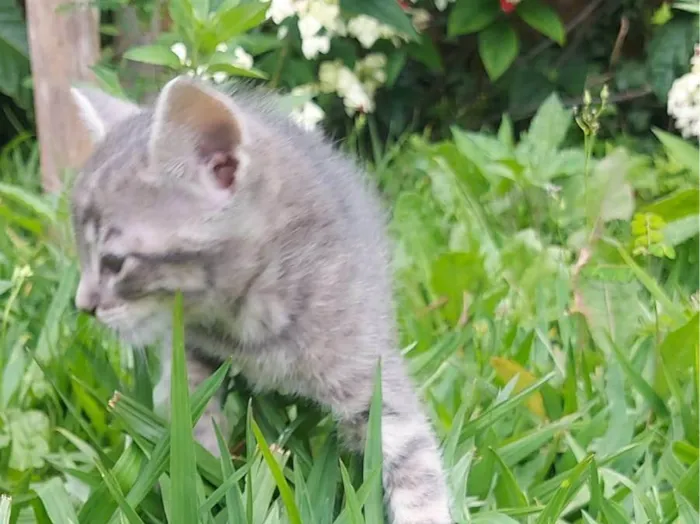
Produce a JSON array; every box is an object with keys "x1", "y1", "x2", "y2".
[
  {"x1": 347, "y1": 15, "x2": 386, "y2": 49},
  {"x1": 298, "y1": 14, "x2": 322, "y2": 38},
  {"x1": 336, "y1": 67, "x2": 373, "y2": 114},
  {"x1": 435, "y1": 0, "x2": 456, "y2": 10},
  {"x1": 212, "y1": 71, "x2": 228, "y2": 83},
  {"x1": 301, "y1": 34, "x2": 331, "y2": 59},
  {"x1": 411, "y1": 8, "x2": 431, "y2": 31},
  {"x1": 277, "y1": 25, "x2": 289, "y2": 39},
  {"x1": 232, "y1": 46, "x2": 254, "y2": 70},
  {"x1": 308, "y1": 1, "x2": 343, "y2": 34},
  {"x1": 342, "y1": 81, "x2": 373, "y2": 115},
  {"x1": 667, "y1": 44, "x2": 700, "y2": 139},
  {"x1": 171, "y1": 42, "x2": 189, "y2": 65},
  {"x1": 319, "y1": 60, "x2": 342, "y2": 92},
  {"x1": 291, "y1": 100, "x2": 325, "y2": 130},
  {"x1": 215, "y1": 43, "x2": 228, "y2": 53},
  {"x1": 267, "y1": 0, "x2": 296, "y2": 24}
]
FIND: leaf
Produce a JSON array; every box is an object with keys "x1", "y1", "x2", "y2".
[
  {"x1": 517, "y1": 0, "x2": 566, "y2": 45},
  {"x1": 363, "y1": 362, "x2": 384, "y2": 524},
  {"x1": 339, "y1": 0, "x2": 418, "y2": 39},
  {"x1": 652, "y1": 128, "x2": 700, "y2": 178},
  {"x1": 448, "y1": 0, "x2": 500, "y2": 36},
  {"x1": 124, "y1": 45, "x2": 182, "y2": 69},
  {"x1": 0, "y1": 495, "x2": 10, "y2": 524},
  {"x1": 658, "y1": 314, "x2": 699, "y2": 390},
  {"x1": 640, "y1": 187, "x2": 699, "y2": 222},
  {"x1": 646, "y1": 18, "x2": 697, "y2": 100},
  {"x1": 0, "y1": 0, "x2": 30, "y2": 103},
  {"x1": 339, "y1": 461, "x2": 364, "y2": 524},
  {"x1": 206, "y1": 61, "x2": 268, "y2": 79},
  {"x1": 478, "y1": 21, "x2": 520, "y2": 81},
  {"x1": 7, "y1": 409, "x2": 50, "y2": 471},
  {"x1": 535, "y1": 455, "x2": 594, "y2": 523},
  {"x1": 213, "y1": 1, "x2": 268, "y2": 41},
  {"x1": 490, "y1": 358, "x2": 547, "y2": 419},
  {"x1": 600, "y1": 333, "x2": 670, "y2": 419},
  {"x1": 169, "y1": 292, "x2": 200, "y2": 524},
  {"x1": 488, "y1": 447, "x2": 529, "y2": 508},
  {"x1": 587, "y1": 148, "x2": 635, "y2": 224},
  {"x1": 523, "y1": 92, "x2": 572, "y2": 155},
  {"x1": 430, "y1": 252, "x2": 487, "y2": 325},
  {"x1": 212, "y1": 421, "x2": 246, "y2": 524},
  {"x1": 250, "y1": 419, "x2": 302, "y2": 524},
  {"x1": 35, "y1": 478, "x2": 80, "y2": 524}
]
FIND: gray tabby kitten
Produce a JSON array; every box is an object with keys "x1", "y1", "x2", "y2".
[{"x1": 70, "y1": 76, "x2": 451, "y2": 524}]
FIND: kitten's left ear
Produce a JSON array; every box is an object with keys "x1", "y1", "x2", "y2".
[
  {"x1": 71, "y1": 86, "x2": 141, "y2": 142},
  {"x1": 150, "y1": 76, "x2": 247, "y2": 192}
]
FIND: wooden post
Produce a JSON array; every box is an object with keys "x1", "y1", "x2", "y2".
[{"x1": 25, "y1": 0, "x2": 100, "y2": 193}]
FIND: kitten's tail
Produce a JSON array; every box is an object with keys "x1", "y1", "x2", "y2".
[{"x1": 381, "y1": 409, "x2": 452, "y2": 524}]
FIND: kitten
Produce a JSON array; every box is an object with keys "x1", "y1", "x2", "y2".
[{"x1": 70, "y1": 76, "x2": 452, "y2": 524}]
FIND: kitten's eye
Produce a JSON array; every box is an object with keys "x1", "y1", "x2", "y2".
[{"x1": 101, "y1": 253, "x2": 125, "y2": 274}]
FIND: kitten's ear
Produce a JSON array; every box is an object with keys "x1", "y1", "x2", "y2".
[
  {"x1": 70, "y1": 86, "x2": 141, "y2": 142},
  {"x1": 150, "y1": 76, "x2": 247, "y2": 192}
]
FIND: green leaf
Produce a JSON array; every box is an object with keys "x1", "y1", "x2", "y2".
[
  {"x1": 517, "y1": 0, "x2": 566, "y2": 45},
  {"x1": 600, "y1": 332, "x2": 670, "y2": 419},
  {"x1": 646, "y1": 18, "x2": 697, "y2": 100},
  {"x1": 35, "y1": 478, "x2": 79, "y2": 524},
  {"x1": 340, "y1": 0, "x2": 418, "y2": 39},
  {"x1": 640, "y1": 187, "x2": 699, "y2": 222},
  {"x1": 250, "y1": 419, "x2": 302, "y2": 524},
  {"x1": 586, "y1": 148, "x2": 635, "y2": 224},
  {"x1": 206, "y1": 61, "x2": 268, "y2": 79},
  {"x1": 652, "y1": 128, "x2": 700, "y2": 178},
  {"x1": 7, "y1": 409, "x2": 50, "y2": 471},
  {"x1": 430, "y1": 252, "x2": 487, "y2": 325},
  {"x1": 363, "y1": 362, "x2": 384, "y2": 524},
  {"x1": 535, "y1": 455, "x2": 594, "y2": 523},
  {"x1": 448, "y1": 0, "x2": 500, "y2": 36},
  {"x1": 0, "y1": 495, "x2": 10, "y2": 524},
  {"x1": 213, "y1": 2, "x2": 268, "y2": 41},
  {"x1": 478, "y1": 21, "x2": 520, "y2": 81},
  {"x1": 523, "y1": 92, "x2": 572, "y2": 154},
  {"x1": 488, "y1": 447, "x2": 529, "y2": 508},
  {"x1": 211, "y1": 421, "x2": 246, "y2": 524},
  {"x1": 169, "y1": 292, "x2": 200, "y2": 524},
  {"x1": 659, "y1": 313, "x2": 699, "y2": 383},
  {"x1": 0, "y1": 0, "x2": 30, "y2": 104},
  {"x1": 124, "y1": 45, "x2": 182, "y2": 70},
  {"x1": 339, "y1": 461, "x2": 364, "y2": 524}
]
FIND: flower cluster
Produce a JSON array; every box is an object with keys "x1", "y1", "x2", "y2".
[
  {"x1": 667, "y1": 44, "x2": 700, "y2": 139},
  {"x1": 319, "y1": 53, "x2": 387, "y2": 115},
  {"x1": 170, "y1": 42, "x2": 254, "y2": 83},
  {"x1": 266, "y1": 0, "x2": 412, "y2": 59},
  {"x1": 263, "y1": 0, "x2": 418, "y2": 123}
]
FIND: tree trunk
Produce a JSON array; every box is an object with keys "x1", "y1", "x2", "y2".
[{"x1": 25, "y1": 0, "x2": 100, "y2": 193}]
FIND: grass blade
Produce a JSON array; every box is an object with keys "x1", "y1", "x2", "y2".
[
  {"x1": 250, "y1": 417, "x2": 302, "y2": 524},
  {"x1": 363, "y1": 361, "x2": 384, "y2": 524},
  {"x1": 169, "y1": 291, "x2": 200, "y2": 524},
  {"x1": 35, "y1": 478, "x2": 79, "y2": 524},
  {"x1": 0, "y1": 495, "x2": 11, "y2": 524}
]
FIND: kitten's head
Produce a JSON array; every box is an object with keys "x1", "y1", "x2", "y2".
[{"x1": 70, "y1": 76, "x2": 270, "y2": 346}]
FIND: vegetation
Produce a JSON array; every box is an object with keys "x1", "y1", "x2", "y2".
[{"x1": 0, "y1": 0, "x2": 698, "y2": 523}]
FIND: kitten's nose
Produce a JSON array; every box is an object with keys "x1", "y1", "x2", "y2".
[{"x1": 75, "y1": 279, "x2": 99, "y2": 316}]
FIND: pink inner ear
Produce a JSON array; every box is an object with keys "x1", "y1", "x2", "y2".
[{"x1": 209, "y1": 152, "x2": 238, "y2": 190}]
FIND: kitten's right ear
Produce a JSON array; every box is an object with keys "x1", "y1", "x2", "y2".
[{"x1": 70, "y1": 86, "x2": 141, "y2": 142}]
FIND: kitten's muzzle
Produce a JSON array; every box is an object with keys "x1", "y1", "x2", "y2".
[{"x1": 75, "y1": 277, "x2": 99, "y2": 316}]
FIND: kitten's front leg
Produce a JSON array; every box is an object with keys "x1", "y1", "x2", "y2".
[
  {"x1": 328, "y1": 358, "x2": 453, "y2": 524},
  {"x1": 154, "y1": 347, "x2": 225, "y2": 456}
]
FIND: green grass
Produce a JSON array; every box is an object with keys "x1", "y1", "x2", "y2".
[{"x1": 0, "y1": 95, "x2": 698, "y2": 523}]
